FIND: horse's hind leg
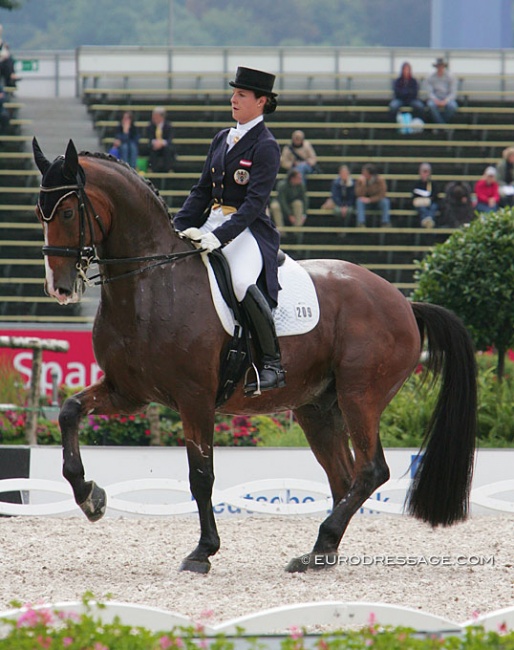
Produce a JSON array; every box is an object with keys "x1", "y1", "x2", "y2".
[
  {"x1": 293, "y1": 396, "x2": 354, "y2": 506},
  {"x1": 287, "y1": 399, "x2": 389, "y2": 572},
  {"x1": 60, "y1": 378, "x2": 143, "y2": 522}
]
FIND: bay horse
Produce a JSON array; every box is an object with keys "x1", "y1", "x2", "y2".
[{"x1": 32, "y1": 139, "x2": 477, "y2": 574}]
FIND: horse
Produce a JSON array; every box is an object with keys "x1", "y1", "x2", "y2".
[{"x1": 32, "y1": 138, "x2": 477, "y2": 574}]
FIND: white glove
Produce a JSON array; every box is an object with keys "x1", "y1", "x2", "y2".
[
  {"x1": 180, "y1": 227, "x2": 203, "y2": 242},
  {"x1": 198, "y1": 232, "x2": 222, "y2": 252},
  {"x1": 180, "y1": 227, "x2": 221, "y2": 252}
]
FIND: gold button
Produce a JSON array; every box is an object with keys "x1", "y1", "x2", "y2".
[{"x1": 211, "y1": 167, "x2": 215, "y2": 173}]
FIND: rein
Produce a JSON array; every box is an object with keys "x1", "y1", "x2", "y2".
[{"x1": 39, "y1": 172, "x2": 203, "y2": 286}]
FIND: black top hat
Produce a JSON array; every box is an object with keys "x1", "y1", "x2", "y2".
[
  {"x1": 229, "y1": 67, "x2": 277, "y2": 97},
  {"x1": 433, "y1": 57, "x2": 447, "y2": 67}
]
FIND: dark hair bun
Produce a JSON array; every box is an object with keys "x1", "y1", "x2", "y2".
[{"x1": 264, "y1": 96, "x2": 278, "y2": 114}]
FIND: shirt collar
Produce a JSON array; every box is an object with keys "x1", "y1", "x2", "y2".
[{"x1": 236, "y1": 115, "x2": 263, "y2": 134}]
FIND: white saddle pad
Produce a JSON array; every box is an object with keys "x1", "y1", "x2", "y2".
[{"x1": 204, "y1": 253, "x2": 320, "y2": 337}]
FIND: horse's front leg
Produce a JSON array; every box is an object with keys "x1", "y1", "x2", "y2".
[
  {"x1": 179, "y1": 406, "x2": 220, "y2": 574},
  {"x1": 60, "y1": 378, "x2": 142, "y2": 522}
]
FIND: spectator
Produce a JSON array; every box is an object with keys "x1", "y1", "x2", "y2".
[
  {"x1": 0, "y1": 80, "x2": 9, "y2": 133},
  {"x1": 441, "y1": 179, "x2": 474, "y2": 227},
  {"x1": 389, "y1": 61, "x2": 425, "y2": 121},
  {"x1": 355, "y1": 163, "x2": 391, "y2": 227},
  {"x1": 270, "y1": 169, "x2": 308, "y2": 241},
  {"x1": 496, "y1": 146, "x2": 514, "y2": 207},
  {"x1": 411, "y1": 162, "x2": 439, "y2": 228},
  {"x1": 474, "y1": 166, "x2": 500, "y2": 214},
  {"x1": 146, "y1": 106, "x2": 175, "y2": 173},
  {"x1": 0, "y1": 25, "x2": 17, "y2": 89},
  {"x1": 112, "y1": 111, "x2": 139, "y2": 169},
  {"x1": 321, "y1": 164, "x2": 355, "y2": 224},
  {"x1": 426, "y1": 57, "x2": 458, "y2": 126},
  {"x1": 280, "y1": 130, "x2": 318, "y2": 185}
]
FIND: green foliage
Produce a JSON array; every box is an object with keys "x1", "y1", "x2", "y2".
[
  {"x1": 2, "y1": 353, "x2": 514, "y2": 448},
  {"x1": 380, "y1": 366, "x2": 438, "y2": 447},
  {"x1": 0, "y1": 0, "x2": 21, "y2": 9},
  {"x1": 413, "y1": 209, "x2": 514, "y2": 377},
  {"x1": 475, "y1": 353, "x2": 514, "y2": 445},
  {"x1": 255, "y1": 413, "x2": 307, "y2": 447},
  {"x1": 0, "y1": 596, "x2": 513, "y2": 648},
  {"x1": 2, "y1": 0, "x2": 431, "y2": 50}
]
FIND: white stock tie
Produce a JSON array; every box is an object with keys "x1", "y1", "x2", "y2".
[{"x1": 227, "y1": 127, "x2": 244, "y2": 150}]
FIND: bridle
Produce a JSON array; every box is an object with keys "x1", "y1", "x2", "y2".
[{"x1": 37, "y1": 170, "x2": 202, "y2": 287}]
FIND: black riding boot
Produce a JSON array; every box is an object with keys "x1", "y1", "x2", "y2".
[{"x1": 241, "y1": 285, "x2": 286, "y2": 396}]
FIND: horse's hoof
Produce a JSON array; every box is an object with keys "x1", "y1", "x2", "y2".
[
  {"x1": 79, "y1": 481, "x2": 107, "y2": 522},
  {"x1": 179, "y1": 557, "x2": 211, "y2": 574},
  {"x1": 285, "y1": 553, "x2": 337, "y2": 572},
  {"x1": 285, "y1": 554, "x2": 311, "y2": 573}
]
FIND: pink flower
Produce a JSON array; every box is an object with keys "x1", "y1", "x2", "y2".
[
  {"x1": 498, "y1": 621, "x2": 509, "y2": 634},
  {"x1": 63, "y1": 638, "x2": 73, "y2": 647},
  {"x1": 93, "y1": 643, "x2": 109, "y2": 650},
  {"x1": 159, "y1": 636, "x2": 173, "y2": 649},
  {"x1": 36, "y1": 636, "x2": 52, "y2": 649},
  {"x1": 289, "y1": 626, "x2": 303, "y2": 640}
]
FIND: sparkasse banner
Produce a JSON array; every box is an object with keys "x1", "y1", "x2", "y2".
[{"x1": 0, "y1": 328, "x2": 102, "y2": 394}]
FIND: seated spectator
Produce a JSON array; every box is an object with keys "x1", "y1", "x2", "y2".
[
  {"x1": 112, "y1": 111, "x2": 139, "y2": 169},
  {"x1": 426, "y1": 58, "x2": 458, "y2": 125},
  {"x1": 0, "y1": 80, "x2": 9, "y2": 133},
  {"x1": 146, "y1": 106, "x2": 175, "y2": 173},
  {"x1": 270, "y1": 169, "x2": 308, "y2": 240},
  {"x1": 496, "y1": 146, "x2": 514, "y2": 207},
  {"x1": 411, "y1": 162, "x2": 439, "y2": 228},
  {"x1": 280, "y1": 130, "x2": 318, "y2": 185},
  {"x1": 389, "y1": 61, "x2": 425, "y2": 121},
  {"x1": 474, "y1": 166, "x2": 500, "y2": 214},
  {"x1": 441, "y1": 180, "x2": 474, "y2": 227},
  {"x1": 321, "y1": 164, "x2": 355, "y2": 224},
  {"x1": 0, "y1": 25, "x2": 17, "y2": 89},
  {"x1": 355, "y1": 163, "x2": 391, "y2": 227}
]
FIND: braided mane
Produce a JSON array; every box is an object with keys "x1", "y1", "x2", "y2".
[{"x1": 78, "y1": 150, "x2": 173, "y2": 223}]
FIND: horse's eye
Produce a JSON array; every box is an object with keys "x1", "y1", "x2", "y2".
[{"x1": 62, "y1": 209, "x2": 74, "y2": 220}]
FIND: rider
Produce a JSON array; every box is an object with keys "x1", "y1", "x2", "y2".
[{"x1": 174, "y1": 67, "x2": 286, "y2": 395}]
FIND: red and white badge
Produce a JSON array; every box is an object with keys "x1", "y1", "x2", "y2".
[
  {"x1": 234, "y1": 169, "x2": 250, "y2": 185},
  {"x1": 239, "y1": 159, "x2": 252, "y2": 167}
]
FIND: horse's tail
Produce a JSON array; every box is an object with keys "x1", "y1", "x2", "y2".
[{"x1": 406, "y1": 301, "x2": 477, "y2": 526}]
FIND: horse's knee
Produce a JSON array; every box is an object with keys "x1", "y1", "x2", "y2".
[{"x1": 59, "y1": 397, "x2": 82, "y2": 431}]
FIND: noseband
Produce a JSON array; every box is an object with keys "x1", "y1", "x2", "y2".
[
  {"x1": 38, "y1": 172, "x2": 107, "y2": 284},
  {"x1": 38, "y1": 169, "x2": 202, "y2": 287}
]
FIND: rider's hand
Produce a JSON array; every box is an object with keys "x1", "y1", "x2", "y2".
[
  {"x1": 180, "y1": 227, "x2": 203, "y2": 242},
  {"x1": 198, "y1": 232, "x2": 222, "y2": 252},
  {"x1": 180, "y1": 228, "x2": 221, "y2": 252}
]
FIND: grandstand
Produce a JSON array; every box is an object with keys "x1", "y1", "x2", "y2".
[{"x1": 2, "y1": 46, "x2": 513, "y2": 324}]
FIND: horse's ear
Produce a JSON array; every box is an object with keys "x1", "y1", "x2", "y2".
[
  {"x1": 32, "y1": 137, "x2": 51, "y2": 175},
  {"x1": 62, "y1": 139, "x2": 79, "y2": 181}
]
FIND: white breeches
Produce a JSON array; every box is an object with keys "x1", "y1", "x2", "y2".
[{"x1": 200, "y1": 207, "x2": 263, "y2": 302}]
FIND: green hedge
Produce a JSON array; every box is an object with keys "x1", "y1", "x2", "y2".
[
  {"x1": 1, "y1": 354, "x2": 513, "y2": 447},
  {"x1": 1, "y1": 596, "x2": 512, "y2": 649}
]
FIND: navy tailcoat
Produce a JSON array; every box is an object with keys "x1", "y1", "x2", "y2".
[{"x1": 174, "y1": 121, "x2": 281, "y2": 304}]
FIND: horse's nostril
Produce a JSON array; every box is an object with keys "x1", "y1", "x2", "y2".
[{"x1": 57, "y1": 287, "x2": 71, "y2": 296}]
